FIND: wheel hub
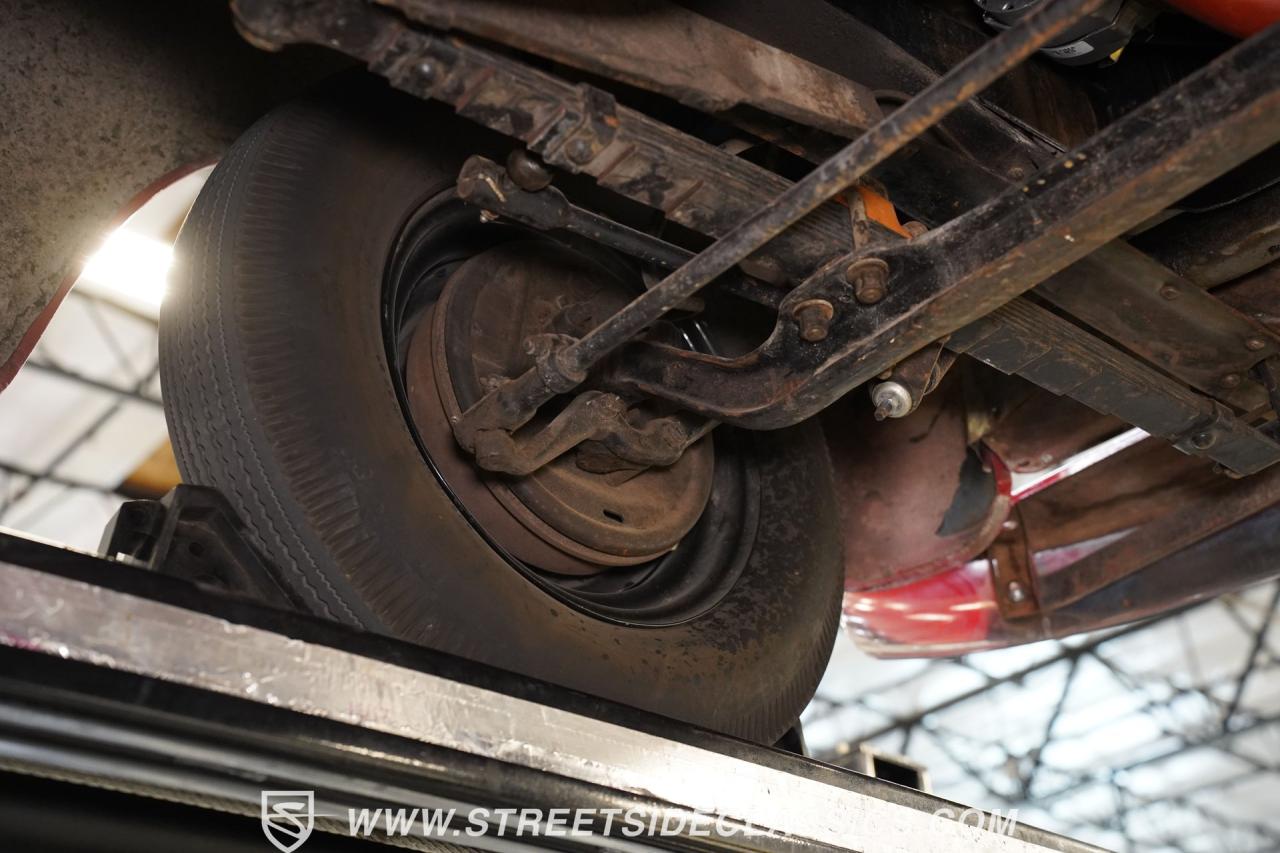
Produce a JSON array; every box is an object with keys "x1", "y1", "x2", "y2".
[{"x1": 404, "y1": 241, "x2": 714, "y2": 574}]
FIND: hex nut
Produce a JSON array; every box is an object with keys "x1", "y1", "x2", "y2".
[
  {"x1": 870, "y1": 381, "x2": 913, "y2": 420},
  {"x1": 845, "y1": 258, "x2": 890, "y2": 305},
  {"x1": 793, "y1": 299, "x2": 835, "y2": 342}
]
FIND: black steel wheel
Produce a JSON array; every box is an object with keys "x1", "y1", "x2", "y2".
[{"x1": 159, "y1": 79, "x2": 843, "y2": 741}]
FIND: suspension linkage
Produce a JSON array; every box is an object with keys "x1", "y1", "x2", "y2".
[
  {"x1": 449, "y1": 0, "x2": 1107, "y2": 451},
  {"x1": 473, "y1": 388, "x2": 715, "y2": 477},
  {"x1": 456, "y1": 155, "x2": 783, "y2": 310}
]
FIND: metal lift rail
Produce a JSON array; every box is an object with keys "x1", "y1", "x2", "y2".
[{"x1": 0, "y1": 489, "x2": 1101, "y2": 853}]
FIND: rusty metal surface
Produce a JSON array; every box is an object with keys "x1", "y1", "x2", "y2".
[
  {"x1": 839, "y1": 0, "x2": 1100, "y2": 144},
  {"x1": 950, "y1": 300, "x2": 1280, "y2": 474},
  {"x1": 1034, "y1": 240, "x2": 1280, "y2": 405},
  {"x1": 408, "y1": 309, "x2": 618, "y2": 575},
  {"x1": 1035, "y1": 460, "x2": 1280, "y2": 611},
  {"x1": 1256, "y1": 356, "x2": 1280, "y2": 428},
  {"x1": 875, "y1": 134, "x2": 1280, "y2": 413},
  {"x1": 473, "y1": 389, "x2": 712, "y2": 476},
  {"x1": 1133, "y1": 181, "x2": 1280, "y2": 287},
  {"x1": 1215, "y1": 259, "x2": 1280, "y2": 334},
  {"x1": 456, "y1": 153, "x2": 899, "y2": 311},
  {"x1": 232, "y1": 0, "x2": 892, "y2": 286},
  {"x1": 1018, "y1": 438, "x2": 1225, "y2": 552},
  {"x1": 232, "y1": 0, "x2": 1280, "y2": 476},
  {"x1": 611, "y1": 27, "x2": 1280, "y2": 451},
  {"x1": 876, "y1": 341, "x2": 957, "y2": 418},
  {"x1": 980, "y1": 379, "x2": 1128, "y2": 474},
  {"x1": 409, "y1": 241, "x2": 714, "y2": 570},
  {"x1": 693, "y1": 0, "x2": 1062, "y2": 180},
  {"x1": 378, "y1": 0, "x2": 881, "y2": 139},
  {"x1": 826, "y1": 380, "x2": 1009, "y2": 592},
  {"x1": 228, "y1": 0, "x2": 1280, "y2": 472},
  {"x1": 442, "y1": 0, "x2": 1108, "y2": 442},
  {"x1": 987, "y1": 506, "x2": 1039, "y2": 620},
  {"x1": 797, "y1": 41, "x2": 1280, "y2": 415},
  {"x1": 454, "y1": 155, "x2": 781, "y2": 308}
]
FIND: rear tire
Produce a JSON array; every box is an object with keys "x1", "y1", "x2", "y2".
[{"x1": 159, "y1": 80, "x2": 843, "y2": 741}]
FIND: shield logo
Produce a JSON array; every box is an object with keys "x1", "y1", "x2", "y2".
[{"x1": 261, "y1": 790, "x2": 315, "y2": 852}]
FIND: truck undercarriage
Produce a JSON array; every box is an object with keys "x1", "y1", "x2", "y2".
[{"x1": 4, "y1": 0, "x2": 1280, "y2": 738}]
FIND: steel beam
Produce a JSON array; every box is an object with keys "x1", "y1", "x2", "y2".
[
  {"x1": 232, "y1": 0, "x2": 1280, "y2": 474},
  {"x1": 232, "y1": 0, "x2": 891, "y2": 284},
  {"x1": 378, "y1": 0, "x2": 881, "y2": 139},
  {"x1": 612, "y1": 25, "x2": 1280, "y2": 450},
  {"x1": 446, "y1": 0, "x2": 1107, "y2": 443},
  {"x1": 947, "y1": 300, "x2": 1280, "y2": 474},
  {"x1": 0, "y1": 539, "x2": 1107, "y2": 853}
]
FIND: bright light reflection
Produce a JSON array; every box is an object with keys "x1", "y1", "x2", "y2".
[
  {"x1": 949, "y1": 601, "x2": 996, "y2": 612},
  {"x1": 80, "y1": 229, "x2": 174, "y2": 309}
]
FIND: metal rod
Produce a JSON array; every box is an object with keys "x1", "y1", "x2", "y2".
[
  {"x1": 23, "y1": 360, "x2": 164, "y2": 408},
  {"x1": 455, "y1": 0, "x2": 1106, "y2": 443},
  {"x1": 458, "y1": 156, "x2": 695, "y2": 270},
  {"x1": 564, "y1": 0, "x2": 1102, "y2": 371},
  {"x1": 456, "y1": 155, "x2": 783, "y2": 308},
  {"x1": 1219, "y1": 582, "x2": 1280, "y2": 732},
  {"x1": 2, "y1": 360, "x2": 162, "y2": 512},
  {"x1": 0, "y1": 461, "x2": 120, "y2": 497},
  {"x1": 613, "y1": 24, "x2": 1280, "y2": 441}
]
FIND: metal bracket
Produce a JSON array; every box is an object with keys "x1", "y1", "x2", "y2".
[
  {"x1": 473, "y1": 390, "x2": 714, "y2": 476},
  {"x1": 1170, "y1": 403, "x2": 1238, "y2": 456},
  {"x1": 99, "y1": 485, "x2": 301, "y2": 610},
  {"x1": 987, "y1": 506, "x2": 1040, "y2": 620}
]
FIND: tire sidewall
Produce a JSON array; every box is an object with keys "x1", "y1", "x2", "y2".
[{"x1": 161, "y1": 82, "x2": 843, "y2": 742}]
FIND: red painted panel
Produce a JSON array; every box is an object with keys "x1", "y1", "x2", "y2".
[{"x1": 1164, "y1": 0, "x2": 1280, "y2": 38}]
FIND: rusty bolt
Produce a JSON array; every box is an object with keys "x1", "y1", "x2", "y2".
[
  {"x1": 506, "y1": 149, "x2": 553, "y2": 192},
  {"x1": 1191, "y1": 431, "x2": 1217, "y2": 450},
  {"x1": 793, "y1": 299, "x2": 835, "y2": 342},
  {"x1": 565, "y1": 138, "x2": 595, "y2": 165},
  {"x1": 845, "y1": 258, "x2": 890, "y2": 305},
  {"x1": 1159, "y1": 284, "x2": 1179, "y2": 300},
  {"x1": 1221, "y1": 372, "x2": 1243, "y2": 388},
  {"x1": 1245, "y1": 337, "x2": 1268, "y2": 352},
  {"x1": 1007, "y1": 581, "x2": 1028, "y2": 604}
]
